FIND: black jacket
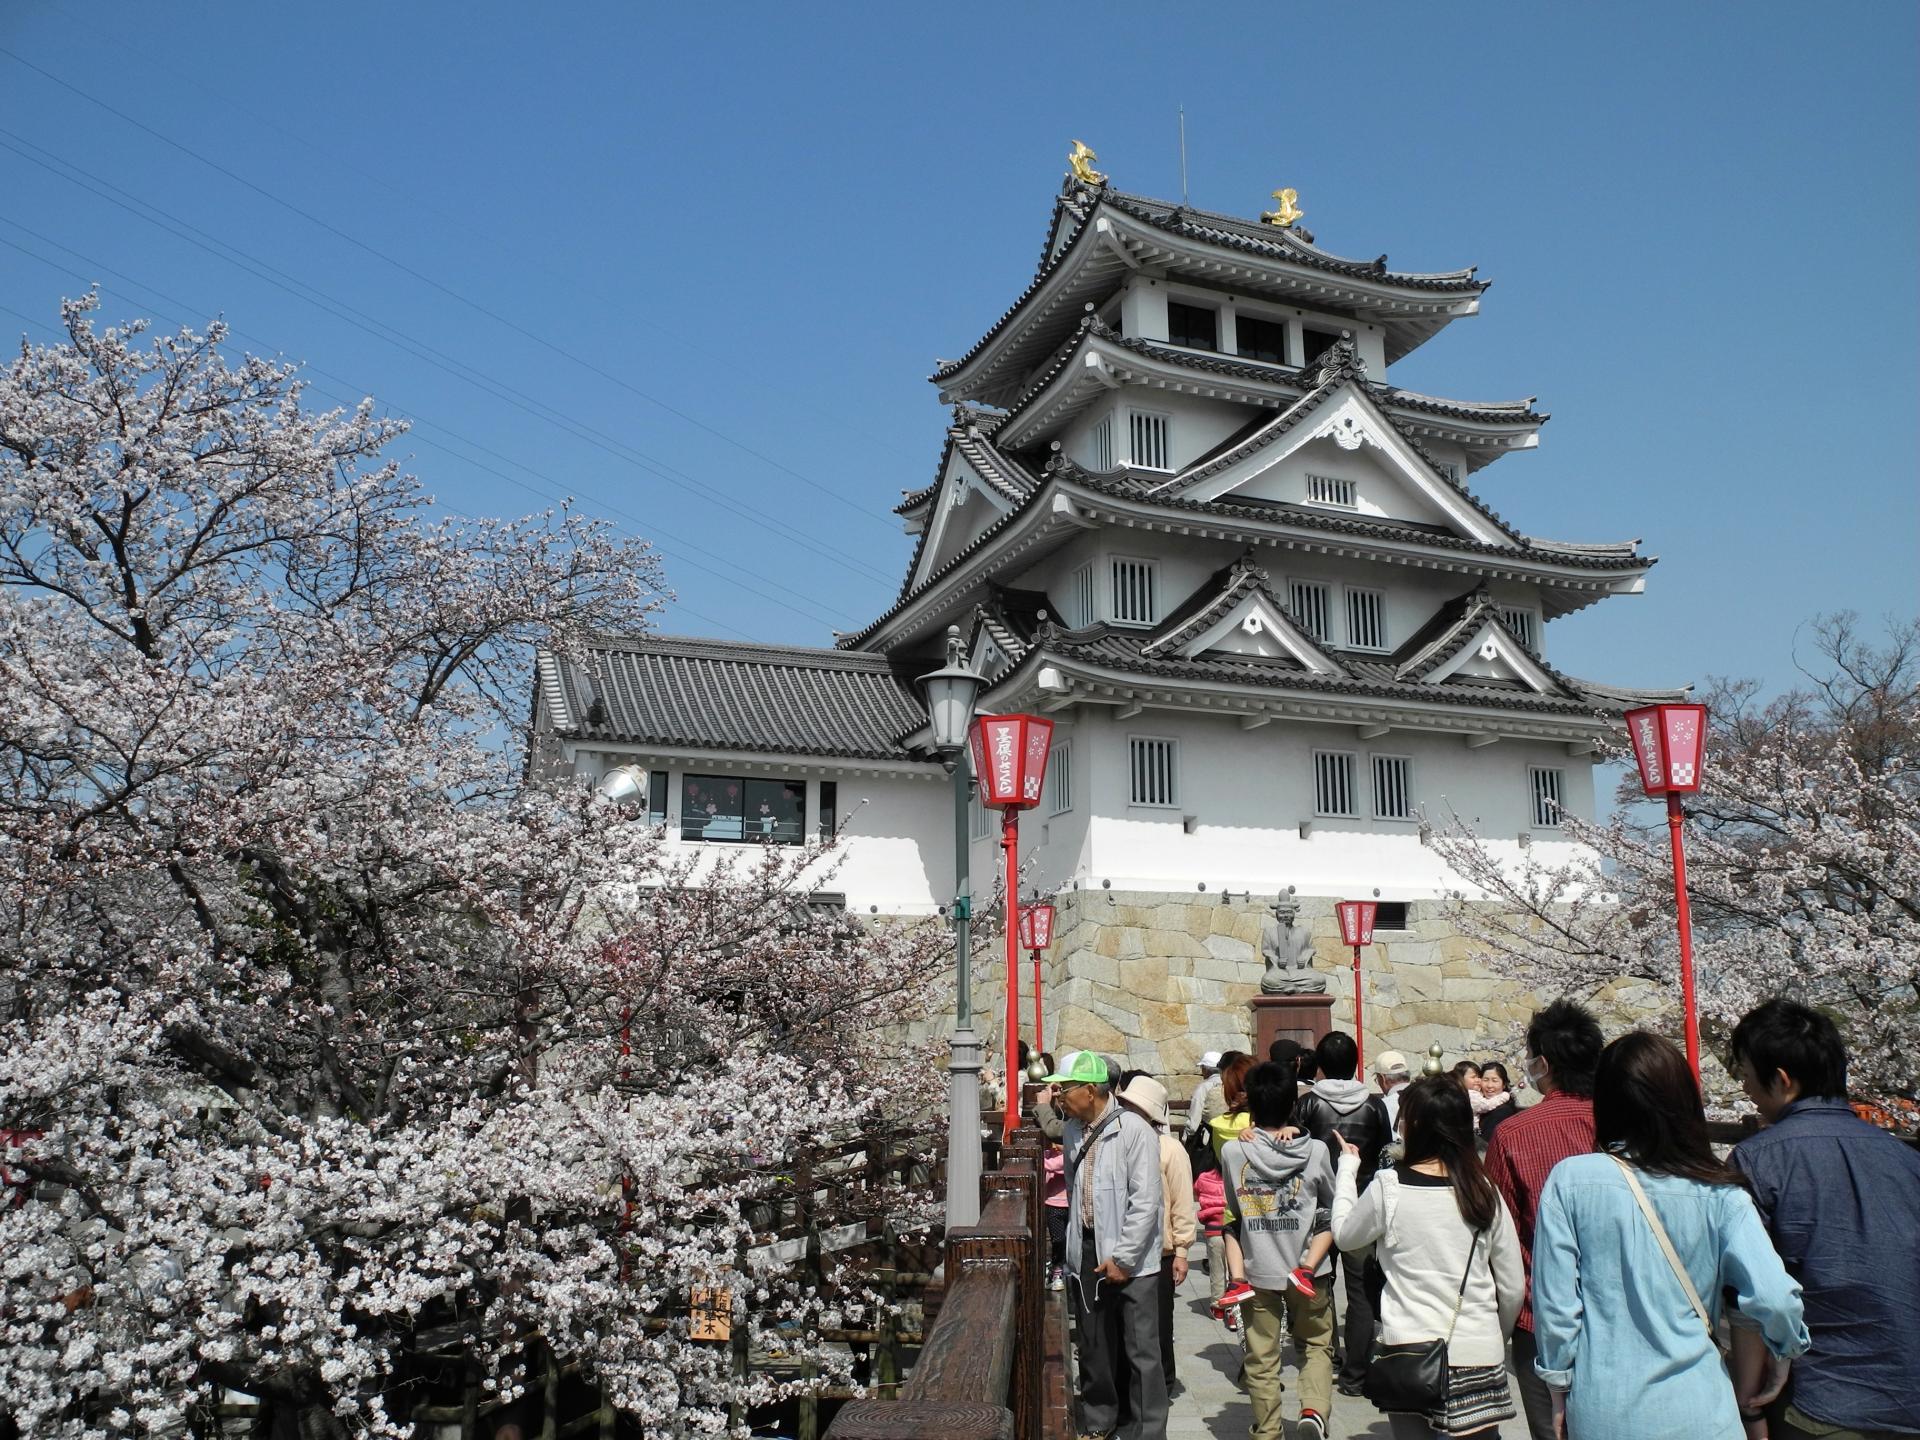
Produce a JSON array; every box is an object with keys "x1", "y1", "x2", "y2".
[{"x1": 1293, "y1": 1079, "x2": 1394, "y2": 1189}]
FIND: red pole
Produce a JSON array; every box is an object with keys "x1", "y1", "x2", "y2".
[
  {"x1": 1031, "y1": 948, "x2": 1045, "y2": 1055},
  {"x1": 1668, "y1": 791, "x2": 1701, "y2": 1081},
  {"x1": 1001, "y1": 809, "x2": 1021, "y2": 1140},
  {"x1": 1352, "y1": 945, "x2": 1365, "y2": 1072}
]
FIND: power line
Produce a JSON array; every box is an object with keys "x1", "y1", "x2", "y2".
[
  {"x1": 0, "y1": 128, "x2": 899, "y2": 590},
  {"x1": 0, "y1": 41, "x2": 908, "y2": 535},
  {"x1": 0, "y1": 242, "x2": 853, "y2": 637}
]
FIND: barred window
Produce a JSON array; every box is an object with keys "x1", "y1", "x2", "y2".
[
  {"x1": 1346, "y1": 588, "x2": 1388, "y2": 650},
  {"x1": 1088, "y1": 414, "x2": 1114, "y2": 471},
  {"x1": 1306, "y1": 473, "x2": 1358, "y2": 508},
  {"x1": 1499, "y1": 605, "x2": 1537, "y2": 651},
  {"x1": 1111, "y1": 557, "x2": 1159, "y2": 626},
  {"x1": 1129, "y1": 410, "x2": 1170, "y2": 471},
  {"x1": 1289, "y1": 580, "x2": 1331, "y2": 642},
  {"x1": 1530, "y1": 767, "x2": 1566, "y2": 828},
  {"x1": 1314, "y1": 751, "x2": 1357, "y2": 817},
  {"x1": 1372, "y1": 755, "x2": 1414, "y2": 821},
  {"x1": 969, "y1": 783, "x2": 991, "y2": 841},
  {"x1": 1048, "y1": 743, "x2": 1073, "y2": 815},
  {"x1": 1068, "y1": 562, "x2": 1096, "y2": 628},
  {"x1": 1128, "y1": 736, "x2": 1179, "y2": 807}
]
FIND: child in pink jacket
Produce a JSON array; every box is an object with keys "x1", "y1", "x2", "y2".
[
  {"x1": 1043, "y1": 1143, "x2": 1069, "y2": 1289},
  {"x1": 1192, "y1": 1160, "x2": 1228, "y2": 1305}
]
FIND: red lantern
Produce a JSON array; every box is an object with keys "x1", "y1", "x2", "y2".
[
  {"x1": 967, "y1": 713, "x2": 1055, "y2": 811},
  {"x1": 1623, "y1": 703, "x2": 1712, "y2": 1082},
  {"x1": 1625, "y1": 704, "x2": 1708, "y2": 796},
  {"x1": 1336, "y1": 900, "x2": 1379, "y2": 1068},
  {"x1": 1017, "y1": 903, "x2": 1056, "y2": 951}
]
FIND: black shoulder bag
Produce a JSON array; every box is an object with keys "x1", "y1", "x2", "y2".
[{"x1": 1363, "y1": 1225, "x2": 1483, "y2": 1414}]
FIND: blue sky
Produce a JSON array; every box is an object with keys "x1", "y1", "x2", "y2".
[{"x1": 1, "y1": 1, "x2": 1914, "y2": 698}]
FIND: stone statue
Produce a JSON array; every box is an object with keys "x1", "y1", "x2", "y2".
[{"x1": 1260, "y1": 891, "x2": 1325, "y2": 995}]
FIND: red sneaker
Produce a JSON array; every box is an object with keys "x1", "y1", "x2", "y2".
[
  {"x1": 1209, "y1": 1279, "x2": 1255, "y2": 1321},
  {"x1": 1288, "y1": 1266, "x2": 1317, "y2": 1298}
]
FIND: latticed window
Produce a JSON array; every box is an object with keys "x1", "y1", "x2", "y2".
[
  {"x1": 1372, "y1": 755, "x2": 1414, "y2": 820},
  {"x1": 1314, "y1": 751, "x2": 1356, "y2": 817},
  {"x1": 968, "y1": 784, "x2": 991, "y2": 840},
  {"x1": 1129, "y1": 410, "x2": 1170, "y2": 471},
  {"x1": 1289, "y1": 580, "x2": 1331, "y2": 642},
  {"x1": 1530, "y1": 767, "x2": 1566, "y2": 828},
  {"x1": 1346, "y1": 588, "x2": 1387, "y2": 650},
  {"x1": 1068, "y1": 563, "x2": 1096, "y2": 628},
  {"x1": 1088, "y1": 414, "x2": 1114, "y2": 471},
  {"x1": 1499, "y1": 605, "x2": 1537, "y2": 651},
  {"x1": 1048, "y1": 743, "x2": 1073, "y2": 815},
  {"x1": 1128, "y1": 737, "x2": 1179, "y2": 807},
  {"x1": 1110, "y1": 557, "x2": 1158, "y2": 626},
  {"x1": 1306, "y1": 474, "x2": 1358, "y2": 509}
]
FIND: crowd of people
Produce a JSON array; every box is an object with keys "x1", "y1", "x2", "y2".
[{"x1": 1020, "y1": 997, "x2": 1920, "y2": 1440}]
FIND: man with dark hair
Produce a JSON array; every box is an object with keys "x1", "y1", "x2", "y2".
[
  {"x1": 1219, "y1": 1062, "x2": 1337, "y2": 1440},
  {"x1": 1728, "y1": 998, "x2": 1920, "y2": 1440},
  {"x1": 1292, "y1": 1031, "x2": 1392, "y2": 1396},
  {"x1": 1483, "y1": 997, "x2": 1604, "y2": 1440}
]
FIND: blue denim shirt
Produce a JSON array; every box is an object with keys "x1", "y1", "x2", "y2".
[
  {"x1": 1532, "y1": 1154, "x2": 1808, "y2": 1440},
  {"x1": 1731, "y1": 1097, "x2": 1920, "y2": 1432}
]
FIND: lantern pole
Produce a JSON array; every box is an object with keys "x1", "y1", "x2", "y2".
[
  {"x1": 1352, "y1": 944, "x2": 1365, "y2": 1072},
  {"x1": 1001, "y1": 809, "x2": 1022, "y2": 1140},
  {"x1": 1031, "y1": 942, "x2": 1045, "y2": 1056},
  {"x1": 1667, "y1": 791, "x2": 1701, "y2": 1080}
]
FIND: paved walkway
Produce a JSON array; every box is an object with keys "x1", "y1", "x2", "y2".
[{"x1": 1113, "y1": 1249, "x2": 1403, "y2": 1439}]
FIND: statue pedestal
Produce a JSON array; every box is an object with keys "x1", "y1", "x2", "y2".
[{"x1": 1252, "y1": 993, "x2": 1334, "y2": 1060}]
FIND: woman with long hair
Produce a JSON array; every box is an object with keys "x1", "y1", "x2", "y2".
[
  {"x1": 1208, "y1": 1051, "x2": 1255, "y2": 1162},
  {"x1": 1332, "y1": 1075, "x2": 1523, "y2": 1438},
  {"x1": 1530, "y1": 1032, "x2": 1807, "y2": 1440}
]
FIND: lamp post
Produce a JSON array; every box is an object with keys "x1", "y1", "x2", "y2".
[
  {"x1": 1018, "y1": 898, "x2": 1057, "y2": 1054},
  {"x1": 1335, "y1": 899, "x2": 1379, "y2": 1070},
  {"x1": 1624, "y1": 703, "x2": 1710, "y2": 1080},
  {"x1": 968, "y1": 711, "x2": 1055, "y2": 1141},
  {"x1": 917, "y1": 627, "x2": 989, "y2": 1230}
]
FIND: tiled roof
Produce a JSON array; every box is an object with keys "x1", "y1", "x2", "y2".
[
  {"x1": 538, "y1": 638, "x2": 929, "y2": 760},
  {"x1": 1135, "y1": 557, "x2": 1344, "y2": 674},
  {"x1": 1027, "y1": 625, "x2": 1679, "y2": 719}
]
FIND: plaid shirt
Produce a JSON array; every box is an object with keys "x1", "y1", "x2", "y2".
[{"x1": 1483, "y1": 1090, "x2": 1594, "y2": 1334}]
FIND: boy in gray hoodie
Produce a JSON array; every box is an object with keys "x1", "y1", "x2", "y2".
[{"x1": 1220, "y1": 1061, "x2": 1338, "y2": 1440}]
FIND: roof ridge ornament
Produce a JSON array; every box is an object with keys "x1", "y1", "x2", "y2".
[
  {"x1": 1067, "y1": 140, "x2": 1107, "y2": 188},
  {"x1": 1261, "y1": 187, "x2": 1304, "y2": 228}
]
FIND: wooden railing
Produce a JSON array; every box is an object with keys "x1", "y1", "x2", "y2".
[{"x1": 827, "y1": 1125, "x2": 1069, "y2": 1440}]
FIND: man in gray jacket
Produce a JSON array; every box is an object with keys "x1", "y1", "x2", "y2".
[{"x1": 1048, "y1": 1049, "x2": 1167, "y2": 1440}]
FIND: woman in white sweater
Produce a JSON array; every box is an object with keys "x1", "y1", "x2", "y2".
[{"x1": 1332, "y1": 1075, "x2": 1525, "y2": 1439}]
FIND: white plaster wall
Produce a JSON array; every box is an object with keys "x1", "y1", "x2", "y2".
[
  {"x1": 1231, "y1": 434, "x2": 1457, "y2": 530},
  {"x1": 1060, "y1": 707, "x2": 1596, "y2": 898}
]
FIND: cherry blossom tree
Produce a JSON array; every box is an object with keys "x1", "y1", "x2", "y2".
[
  {"x1": 1432, "y1": 615, "x2": 1919, "y2": 1108},
  {"x1": 0, "y1": 299, "x2": 947, "y2": 1438}
]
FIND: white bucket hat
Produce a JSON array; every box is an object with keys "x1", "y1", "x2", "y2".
[{"x1": 1115, "y1": 1073, "x2": 1170, "y2": 1128}]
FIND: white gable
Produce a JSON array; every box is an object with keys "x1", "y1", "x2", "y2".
[
  {"x1": 1183, "y1": 590, "x2": 1340, "y2": 671},
  {"x1": 911, "y1": 453, "x2": 1012, "y2": 589},
  {"x1": 1171, "y1": 384, "x2": 1509, "y2": 546},
  {"x1": 1423, "y1": 620, "x2": 1565, "y2": 695}
]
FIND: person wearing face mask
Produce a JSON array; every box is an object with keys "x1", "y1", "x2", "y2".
[{"x1": 1482, "y1": 999, "x2": 1604, "y2": 1440}]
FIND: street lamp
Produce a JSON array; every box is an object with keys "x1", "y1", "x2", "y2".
[
  {"x1": 594, "y1": 764, "x2": 650, "y2": 808},
  {"x1": 1624, "y1": 702, "x2": 1710, "y2": 1080},
  {"x1": 917, "y1": 627, "x2": 988, "y2": 1231},
  {"x1": 1018, "y1": 898, "x2": 1057, "y2": 1054},
  {"x1": 1335, "y1": 899, "x2": 1379, "y2": 1070},
  {"x1": 968, "y1": 711, "x2": 1055, "y2": 1141}
]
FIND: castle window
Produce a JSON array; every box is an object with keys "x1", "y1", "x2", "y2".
[
  {"x1": 1303, "y1": 327, "x2": 1341, "y2": 366},
  {"x1": 1129, "y1": 410, "x2": 1170, "y2": 471},
  {"x1": 1068, "y1": 562, "x2": 1096, "y2": 628},
  {"x1": 1167, "y1": 300, "x2": 1219, "y2": 351},
  {"x1": 1530, "y1": 767, "x2": 1566, "y2": 829},
  {"x1": 1306, "y1": 473, "x2": 1358, "y2": 509},
  {"x1": 1372, "y1": 755, "x2": 1414, "y2": 821},
  {"x1": 1047, "y1": 743, "x2": 1073, "y2": 815},
  {"x1": 1236, "y1": 313, "x2": 1288, "y2": 364},
  {"x1": 818, "y1": 780, "x2": 838, "y2": 839},
  {"x1": 646, "y1": 770, "x2": 669, "y2": 828},
  {"x1": 1374, "y1": 901, "x2": 1410, "y2": 931},
  {"x1": 1346, "y1": 587, "x2": 1388, "y2": 651},
  {"x1": 1499, "y1": 605, "x2": 1537, "y2": 651},
  {"x1": 1289, "y1": 580, "x2": 1332, "y2": 642},
  {"x1": 1314, "y1": 750, "x2": 1357, "y2": 817},
  {"x1": 1128, "y1": 736, "x2": 1180, "y2": 807},
  {"x1": 968, "y1": 783, "x2": 991, "y2": 841},
  {"x1": 681, "y1": 775, "x2": 807, "y2": 845},
  {"x1": 1110, "y1": 556, "x2": 1159, "y2": 627},
  {"x1": 1089, "y1": 413, "x2": 1114, "y2": 470}
]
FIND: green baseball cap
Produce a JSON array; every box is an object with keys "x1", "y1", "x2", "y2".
[{"x1": 1041, "y1": 1050, "x2": 1109, "y2": 1085}]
